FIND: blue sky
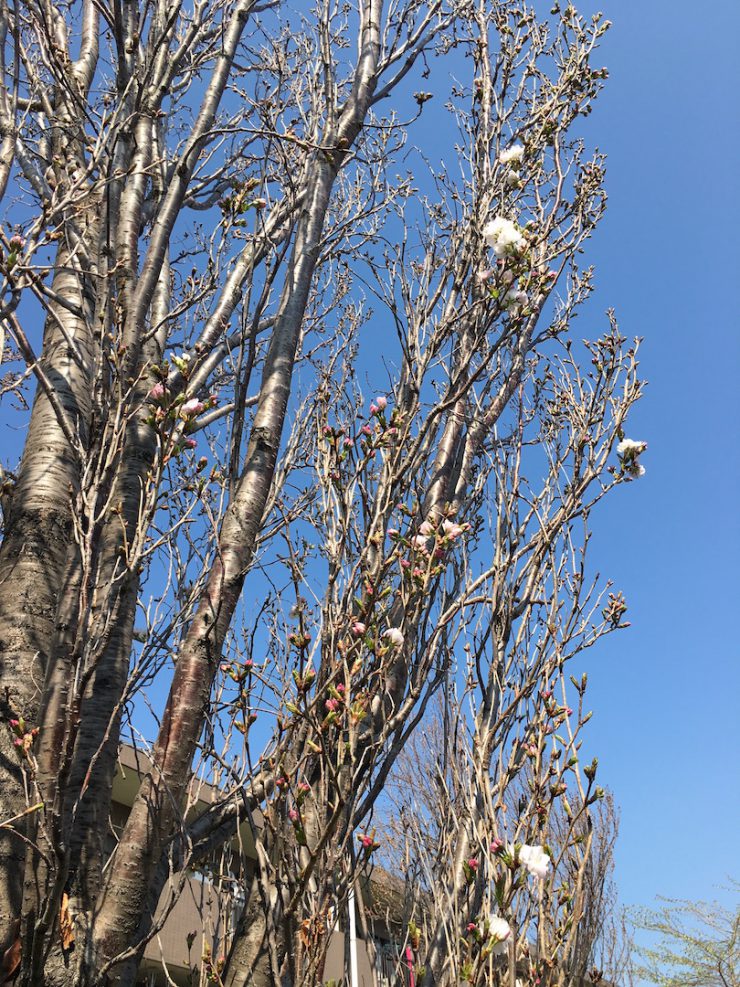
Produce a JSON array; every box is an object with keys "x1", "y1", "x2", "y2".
[{"x1": 559, "y1": 0, "x2": 740, "y2": 931}]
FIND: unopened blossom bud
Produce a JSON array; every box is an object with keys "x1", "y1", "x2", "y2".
[
  {"x1": 369, "y1": 403, "x2": 378, "y2": 415},
  {"x1": 288, "y1": 808, "x2": 299, "y2": 822},
  {"x1": 181, "y1": 398, "x2": 205, "y2": 416},
  {"x1": 467, "y1": 857, "x2": 479, "y2": 871},
  {"x1": 400, "y1": 559, "x2": 411, "y2": 570},
  {"x1": 351, "y1": 621, "x2": 366, "y2": 636},
  {"x1": 361, "y1": 424, "x2": 373, "y2": 436},
  {"x1": 358, "y1": 833, "x2": 377, "y2": 850},
  {"x1": 252, "y1": 197, "x2": 267, "y2": 209},
  {"x1": 442, "y1": 519, "x2": 465, "y2": 540},
  {"x1": 419, "y1": 520, "x2": 433, "y2": 536},
  {"x1": 375, "y1": 395, "x2": 388, "y2": 411},
  {"x1": 148, "y1": 382, "x2": 166, "y2": 401},
  {"x1": 9, "y1": 235, "x2": 25, "y2": 250},
  {"x1": 184, "y1": 438, "x2": 197, "y2": 449},
  {"x1": 322, "y1": 425, "x2": 333, "y2": 435}
]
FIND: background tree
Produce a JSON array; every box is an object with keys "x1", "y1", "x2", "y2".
[
  {"x1": 632, "y1": 890, "x2": 739, "y2": 987},
  {"x1": 0, "y1": 0, "x2": 642, "y2": 985}
]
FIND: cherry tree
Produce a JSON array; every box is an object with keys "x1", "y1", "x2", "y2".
[{"x1": 0, "y1": 0, "x2": 644, "y2": 984}]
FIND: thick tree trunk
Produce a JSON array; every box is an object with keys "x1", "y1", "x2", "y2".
[{"x1": 0, "y1": 248, "x2": 97, "y2": 953}]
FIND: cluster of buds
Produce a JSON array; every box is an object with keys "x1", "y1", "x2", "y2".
[
  {"x1": 359, "y1": 396, "x2": 403, "y2": 456},
  {"x1": 234, "y1": 713, "x2": 258, "y2": 735},
  {"x1": 463, "y1": 856, "x2": 479, "y2": 884},
  {"x1": 357, "y1": 831, "x2": 380, "y2": 856},
  {"x1": 288, "y1": 630, "x2": 311, "y2": 651},
  {"x1": 218, "y1": 176, "x2": 266, "y2": 225},
  {"x1": 288, "y1": 806, "x2": 307, "y2": 846},
  {"x1": 295, "y1": 780, "x2": 311, "y2": 805},
  {"x1": 390, "y1": 514, "x2": 471, "y2": 586},
  {"x1": 292, "y1": 665, "x2": 316, "y2": 693},
  {"x1": 201, "y1": 942, "x2": 226, "y2": 984},
  {"x1": 5, "y1": 233, "x2": 25, "y2": 273},
  {"x1": 322, "y1": 682, "x2": 346, "y2": 728},
  {"x1": 274, "y1": 774, "x2": 289, "y2": 794},
  {"x1": 220, "y1": 659, "x2": 253, "y2": 684},
  {"x1": 602, "y1": 590, "x2": 628, "y2": 627},
  {"x1": 8, "y1": 717, "x2": 38, "y2": 758},
  {"x1": 321, "y1": 424, "x2": 354, "y2": 455}
]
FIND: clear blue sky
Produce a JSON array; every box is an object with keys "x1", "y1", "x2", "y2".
[{"x1": 564, "y1": 0, "x2": 740, "y2": 931}]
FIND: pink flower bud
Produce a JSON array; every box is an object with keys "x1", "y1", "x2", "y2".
[
  {"x1": 361, "y1": 424, "x2": 373, "y2": 436},
  {"x1": 148, "y1": 382, "x2": 166, "y2": 401},
  {"x1": 351, "y1": 621, "x2": 366, "y2": 636},
  {"x1": 375, "y1": 395, "x2": 388, "y2": 411}
]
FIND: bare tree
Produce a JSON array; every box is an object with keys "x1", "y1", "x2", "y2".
[
  {"x1": 377, "y1": 643, "x2": 633, "y2": 986},
  {"x1": 632, "y1": 890, "x2": 740, "y2": 987},
  {"x1": 0, "y1": 1, "x2": 644, "y2": 985}
]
